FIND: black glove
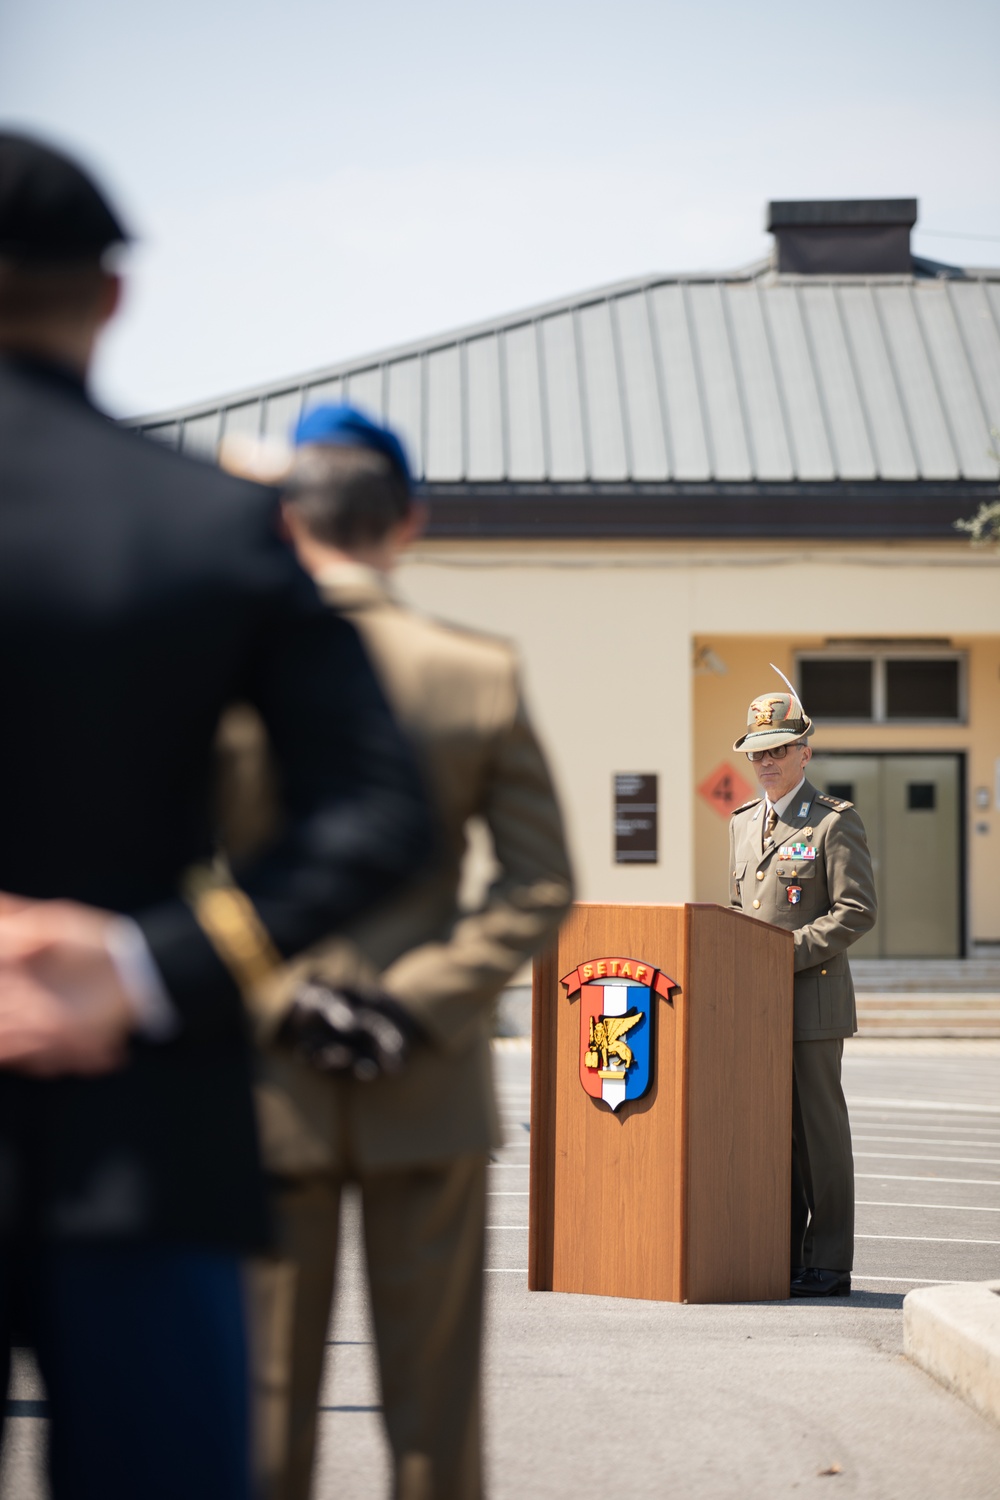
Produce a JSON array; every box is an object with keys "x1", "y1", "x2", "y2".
[{"x1": 278, "y1": 979, "x2": 423, "y2": 1081}]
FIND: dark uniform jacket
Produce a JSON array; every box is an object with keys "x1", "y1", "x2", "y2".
[
  {"x1": 728, "y1": 777, "x2": 877, "y2": 1041},
  {"x1": 0, "y1": 355, "x2": 430, "y2": 1250}
]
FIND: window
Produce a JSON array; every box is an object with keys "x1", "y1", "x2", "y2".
[
  {"x1": 907, "y1": 782, "x2": 936, "y2": 810},
  {"x1": 796, "y1": 651, "x2": 964, "y2": 724},
  {"x1": 799, "y1": 659, "x2": 873, "y2": 719},
  {"x1": 885, "y1": 659, "x2": 959, "y2": 721}
]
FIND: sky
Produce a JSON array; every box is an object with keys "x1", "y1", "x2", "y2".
[{"x1": 2, "y1": 0, "x2": 999, "y2": 418}]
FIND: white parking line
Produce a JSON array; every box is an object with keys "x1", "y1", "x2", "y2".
[
  {"x1": 856, "y1": 1233, "x2": 1000, "y2": 1245},
  {"x1": 855, "y1": 1152, "x2": 1000, "y2": 1167},
  {"x1": 857, "y1": 1173, "x2": 1000, "y2": 1186},
  {"x1": 488, "y1": 1191, "x2": 529, "y2": 1196},
  {"x1": 851, "y1": 1104, "x2": 1000, "y2": 1116},
  {"x1": 857, "y1": 1199, "x2": 1000, "y2": 1213},
  {"x1": 853, "y1": 1120, "x2": 1000, "y2": 1134},
  {"x1": 485, "y1": 1269, "x2": 528, "y2": 1274},
  {"x1": 854, "y1": 1134, "x2": 1000, "y2": 1149}
]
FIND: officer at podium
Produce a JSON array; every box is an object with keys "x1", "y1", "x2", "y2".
[{"x1": 729, "y1": 689, "x2": 876, "y2": 1297}]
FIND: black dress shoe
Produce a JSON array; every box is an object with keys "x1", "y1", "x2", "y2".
[{"x1": 790, "y1": 1267, "x2": 851, "y2": 1298}]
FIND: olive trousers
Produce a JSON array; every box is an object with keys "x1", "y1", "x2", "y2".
[
  {"x1": 250, "y1": 1153, "x2": 487, "y2": 1500},
  {"x1": 791, "y1": 1038, "x2": 855, "y2": 1272}
]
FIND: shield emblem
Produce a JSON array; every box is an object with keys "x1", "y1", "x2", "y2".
[
  {"x1": 561, "y1": 957, "x2": 677, "y2": 1112},
  {"x1": 579, "y1": 981, "x2": 652, "y2": 1111}
]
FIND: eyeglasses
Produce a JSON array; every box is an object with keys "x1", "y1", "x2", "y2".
[{"x1": 746, "y1": 744, "x2": 796, "y2": 763}]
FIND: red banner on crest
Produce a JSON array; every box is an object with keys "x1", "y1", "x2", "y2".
[{"x1": 560, "y1": 957, "x2": 677, "y2": 999}]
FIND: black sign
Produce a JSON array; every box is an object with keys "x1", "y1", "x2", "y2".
[{"x1": 614, "y1": 773, "x2": 658, "y2": 863}]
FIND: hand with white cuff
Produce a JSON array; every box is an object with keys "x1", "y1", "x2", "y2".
[
  {"x1": 278, "y1": 978, "x2": 424, "y2": 1081},
  {"x1": 0, "y1": 896, "x2": 178, "y2": 1076}
]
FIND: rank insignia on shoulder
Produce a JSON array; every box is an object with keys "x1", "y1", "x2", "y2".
[
  {"x1": 732, "y1": 798, "x2": 761, "y2": 815},
  {"x1": 817, "y1": 793, "x2": 853, "y2": 811}
]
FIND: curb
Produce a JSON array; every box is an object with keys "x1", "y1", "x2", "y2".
[{"x1": 904, "y1": 1280, "x2": 1000, "y2": 1428}]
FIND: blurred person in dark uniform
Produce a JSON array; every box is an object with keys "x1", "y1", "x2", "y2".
[
  {"x1": 728, "y1": 686, "x2": 876, "y2": 1298},
  {"x1": 223, "y1": 406, "x2": 573, "y2": 1500},
  {"x1": 0, "y1": 133, "x2": 430, "y2": 1500}
]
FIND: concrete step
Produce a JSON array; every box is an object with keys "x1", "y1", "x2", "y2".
[
  {"x1": 855, "y1": 989, "x2": 1000, "y2": 1037},
  {"x1": 851, "y1": 958, "x2": 1000, "y2": 992}
]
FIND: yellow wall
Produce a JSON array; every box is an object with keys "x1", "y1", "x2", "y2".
[{"x1": 396, "y1": 538, "x2": 1000, "y2": 945}]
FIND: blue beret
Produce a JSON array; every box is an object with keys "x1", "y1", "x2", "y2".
[{"x1": 293, "y1": 403, "x2": 412, "y2": 489}]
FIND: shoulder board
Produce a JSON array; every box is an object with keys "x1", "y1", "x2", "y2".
[
  {"x1": 815, "y1": 792, "x2": 854, "y2": 812},
  {"x1": 732, "y1": 797, "x2": 762, "y2": 815}
]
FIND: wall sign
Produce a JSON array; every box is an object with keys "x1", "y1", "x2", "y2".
[
  {"x1": 697, "y1": 761, "x2": 754, "y2": 819},
  {"x1": 614, "y1": 774, "x2": 658, "y2": 863}
]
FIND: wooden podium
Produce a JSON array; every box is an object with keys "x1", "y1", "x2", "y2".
[{"x1": 529, "y1": 903, "x2": 793, "y2": 1303}]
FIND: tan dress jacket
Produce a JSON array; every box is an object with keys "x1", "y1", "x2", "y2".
[
  {"x1": 728, "y1": 777, "x2": 877, "y2": 1041},
  {"x1": 232, "y1": 563, "x2": 573, "y2": 1174}
]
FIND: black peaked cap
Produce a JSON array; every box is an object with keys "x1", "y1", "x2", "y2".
[{"x1": 0, "y1": 131, "x2": 131, "y2": 263}]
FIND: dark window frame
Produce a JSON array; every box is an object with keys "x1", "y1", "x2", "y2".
[{"x1": 795, "y1": 650, "x2": 966, "y2": 726}]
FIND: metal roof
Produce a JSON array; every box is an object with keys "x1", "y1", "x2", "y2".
[{"x1": 133, "y1": 260, "x2": 1000, "y2": 486}]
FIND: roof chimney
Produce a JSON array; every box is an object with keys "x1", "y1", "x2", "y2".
[{"x1": 766, "y1": 198, "x2": 917, "y2": 275}]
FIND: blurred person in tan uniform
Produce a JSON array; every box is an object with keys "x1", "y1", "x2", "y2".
[
  {"x1": 728, "y1": 686, "x2": 876, "y2": 1298},
  {"x1": 227, "y1": 405, "x2": 573, "y2": 1500}
]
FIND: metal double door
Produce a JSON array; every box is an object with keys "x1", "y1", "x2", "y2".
[{"x1": 807, "y1": 753, "x2": 962, "y2": 958}]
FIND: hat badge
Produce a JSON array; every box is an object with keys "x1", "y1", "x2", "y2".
[{"x1": 753, "y1": 701, "x2": 775, "y2": 727}]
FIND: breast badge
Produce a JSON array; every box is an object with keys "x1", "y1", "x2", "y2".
[
  {"x1": 786, "y1": 885, "x2": 803, "y2": 904},
  {"x1": 778, "y1": 843, "x2": 816, "y2": 861},
  {"x1": 561, "y1": 957, "x2": 676, "y2": 1112}
]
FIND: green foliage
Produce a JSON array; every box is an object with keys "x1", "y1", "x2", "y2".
[{"x1": 954, "y1": 429, "x2": 1000, "y2": 547}]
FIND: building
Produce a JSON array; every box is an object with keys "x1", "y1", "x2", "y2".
[{"x1": 133, "y1": 200, "x2": 1000, "y2": 957}]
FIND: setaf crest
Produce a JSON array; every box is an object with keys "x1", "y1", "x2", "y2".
[{"x1": 561, "y1": 957, "x2": 677, "y2": 1112}]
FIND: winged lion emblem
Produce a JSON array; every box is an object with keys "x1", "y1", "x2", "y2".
[{"x1": 584, "y1": 1009, "x2": 643, "y2": 1073}]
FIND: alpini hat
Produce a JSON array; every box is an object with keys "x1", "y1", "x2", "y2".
[{"x1": 733, "y1": 691, "x2": 813, "y2": 753}]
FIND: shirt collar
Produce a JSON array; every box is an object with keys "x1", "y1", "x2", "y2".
[
  {"x1": 314, "y1": 559, "x2": 394, "y2": 609},
  {"x1": 767, "y1": 777, "x2": 806, "y2": 821},
  {"x1": 1, "y1": 350, "x2": 91, "y2": 403}
]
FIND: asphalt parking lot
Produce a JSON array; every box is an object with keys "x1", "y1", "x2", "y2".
[
  {"x1": 3, "y1": 1038, "x2": 1000, "y2": 1497},
  {"x1": 309, "y1": 1039, "x2": 1000, "y2": 1499}
]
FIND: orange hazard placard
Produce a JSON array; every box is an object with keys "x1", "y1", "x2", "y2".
[{"x1": 697, "y1": 762, "x2": 754, "y2": 819}]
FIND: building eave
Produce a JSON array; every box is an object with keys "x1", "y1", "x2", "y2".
[{"x1": 417, "y1": 480, "x2": 998, "y2": 541}]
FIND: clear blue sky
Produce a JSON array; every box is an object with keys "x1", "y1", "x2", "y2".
[{"x1": 3, "y1": 0, "x2": 998, "y2": 416}]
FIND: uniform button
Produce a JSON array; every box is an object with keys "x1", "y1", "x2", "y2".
[
  {"x1": 821, "y1": 968, "x2": 827, "y2": 975},
  {"x1": 756, "y1": 871, "x2": 764, "y2": 881},
  {"x1": 752, "y1": 899, "x2": 761, "y2": 909}
]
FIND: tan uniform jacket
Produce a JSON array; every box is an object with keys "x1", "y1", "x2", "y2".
[
  {"x1": 728, "y1": 777, "x2": 877, "y2": 1041},
  {"x1": 226, "y1": 563, "x2": 573, "y2": 1174}
]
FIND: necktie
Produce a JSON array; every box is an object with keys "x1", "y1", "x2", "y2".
[{"x1": 765, "y1": 806, "x2": 778, "y2": 840}]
